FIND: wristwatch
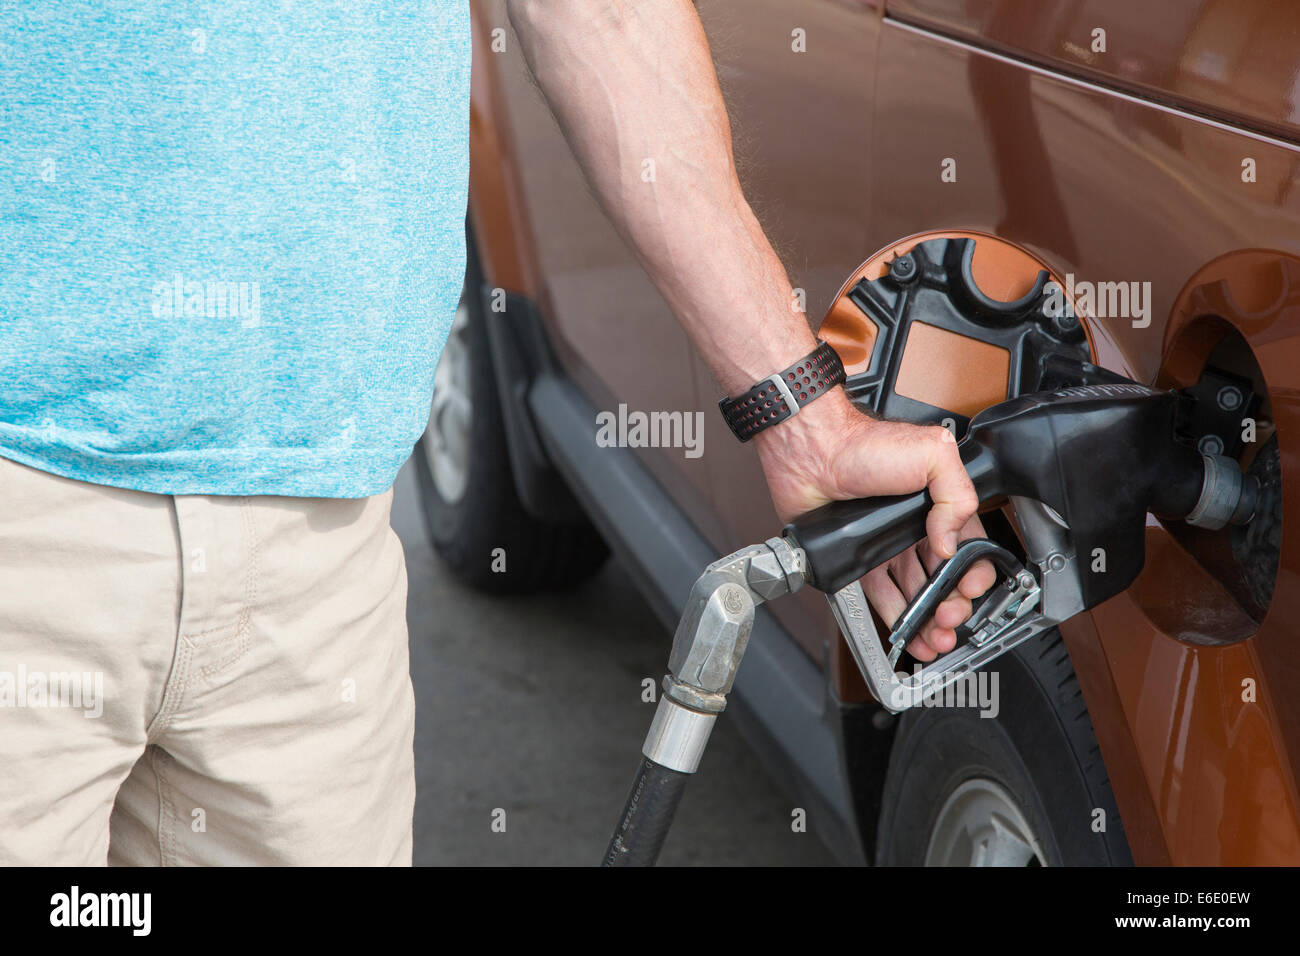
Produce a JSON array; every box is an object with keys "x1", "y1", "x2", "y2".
[{"x1": 718, "y1": 340, "x2": 846, "y2": 442}]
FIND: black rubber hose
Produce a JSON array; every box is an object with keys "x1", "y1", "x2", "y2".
[{"x1": 602, "y1": 757, "x2": 690, "y2": 867}]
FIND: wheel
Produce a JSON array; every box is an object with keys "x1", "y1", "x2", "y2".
[
  {"x1": 875, "y1": 630, "x2": 1132, "y2": 866},
  {"x1": 415, "y1": 282, "x2": 608, "y2": 594}
]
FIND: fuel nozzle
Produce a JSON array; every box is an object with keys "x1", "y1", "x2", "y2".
[
  {"x1": 1188, "y1": 451, "x2": 1257, "y2": 530},
  {"x1": 605, "y1": 382, "x2": 1263, "y2": 864},
  {"x1": 785, "y1": 382, "x2": 1258, "y2": 614},
  {"x1": 605, "y1": 383, "x2": 1264, "y2": 861}
]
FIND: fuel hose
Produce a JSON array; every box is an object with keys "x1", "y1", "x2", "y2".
[{"x1": 601, "y1": 757, "x2": 690, "y2": 867}]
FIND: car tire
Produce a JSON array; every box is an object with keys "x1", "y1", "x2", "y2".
[
  {"x1": 415, "y1": 282, "x2": 608, "y2": 595},
  {"x1": 875, "y1": 629, "x2": 1133, "y2": 866}
]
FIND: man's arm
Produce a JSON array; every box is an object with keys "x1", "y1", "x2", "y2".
[{"x1": 505, "y1": 0, "x2": 992, "y2": 657}]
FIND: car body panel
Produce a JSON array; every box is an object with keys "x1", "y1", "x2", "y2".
[
  {"x1": 467, "y1": 0, "x2": 537, "y2": 299},
  {"x1": 887, "y1": 0, "x2": 1300, "y2": 142},
  {"x1": 464, "y1": 0, "x2": 1300, "y2": 864},
  {"x1": 871, "y1": 16, "x2": 1300, "y2": 863}
]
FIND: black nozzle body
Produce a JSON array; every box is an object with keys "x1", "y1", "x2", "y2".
[{"x1": 785, "y1": 384, "x2": 1213, "y2": 611}]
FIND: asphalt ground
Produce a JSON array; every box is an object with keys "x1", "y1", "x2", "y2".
[{"x1": 392, "y1": 458, "x2": 836, "y2": 866}]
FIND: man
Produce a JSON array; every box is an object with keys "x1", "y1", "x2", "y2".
[{"x1": 0, "y1": 0, "x2": 990, "y2": 865}]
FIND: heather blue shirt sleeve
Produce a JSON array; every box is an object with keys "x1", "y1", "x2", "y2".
[{"x1": 0, "y1": 1, "x2": 471, "y2": 497}]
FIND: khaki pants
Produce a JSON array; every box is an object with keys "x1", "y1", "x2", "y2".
[{"x1": 0, "y1": 455, "x2": 415, "y2": 865}]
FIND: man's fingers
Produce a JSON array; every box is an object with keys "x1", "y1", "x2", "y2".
[
  {"x1": 883, "y1": 506, "x2": 998, "y2": 663},
  {"x1": 933, "y1": 593, "x2": 973, "y2": 630},
  {"x1": 957, "y1": 559, "x2": 998, "y2": 599},
  {"x1": 862, "y1": 565, "x2": 905, "y2": 619},
  {"x1": 916, "y1": 514, "x2": 996, "y2": 600},
  {"x1": 922, "y1": 427, "x2": 978, "y2": 559},
  {"x1": 905, "y1": 638, "x2": 940, "y2": 663},
  {"x1": 888, "y1": 548, "x2": 929, "y2": 599},
  {"x1": 862, "y1": 566, "x2": 943, "y2": 662},
  {"x1": 916, "y1": 622, "x2": 958, "y2": 657},
  {"x1": 817, "y1": 423, "x2": 977, "y2": 562},
  {"x1": 917, "y1": 591, "x2": 969, "y2": 657},
  {"x1": 881, "y1": 547, "x2": 971, "y2": 659}
]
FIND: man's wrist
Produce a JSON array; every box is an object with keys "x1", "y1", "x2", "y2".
[
  {"x1": 751, "y1": 386, "x2": 862, "y2": 456},
  {"x1": 718, "y1": 340, "x2": 847, "y2": 442}
]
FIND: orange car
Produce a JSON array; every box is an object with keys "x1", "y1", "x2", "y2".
[{"x1": 417, "y1": 0, "x2": 1300, "y2": 865}]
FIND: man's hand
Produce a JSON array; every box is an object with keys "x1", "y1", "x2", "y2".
[{"x1": 755, "y1": 391, "x2": 996, "y2": 660}]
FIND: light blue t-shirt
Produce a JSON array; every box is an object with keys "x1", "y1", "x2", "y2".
[{"x1": 0, "y1": 1, "x2": 470, "y2": 497}]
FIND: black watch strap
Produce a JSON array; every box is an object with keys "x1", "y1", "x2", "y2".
[{"x1": 718, "y1": 341, "x2": 846, "y2": 442}]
